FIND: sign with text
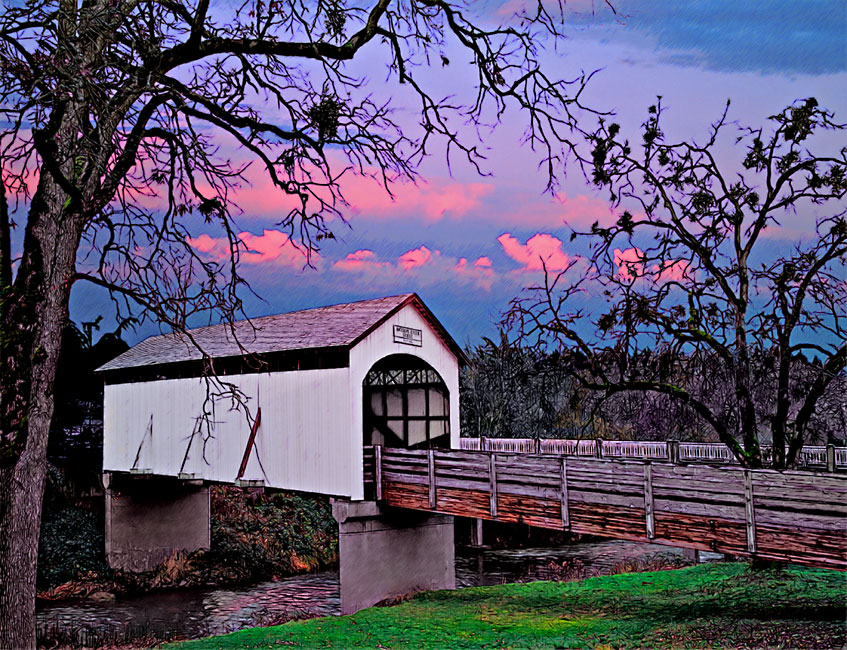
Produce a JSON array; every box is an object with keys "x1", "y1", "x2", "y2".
[{"x1": 393, "y1": 324, "x2": 422, "y2": 347}]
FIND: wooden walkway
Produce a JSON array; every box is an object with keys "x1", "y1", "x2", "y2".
[{"x1": 363, "y1": 446, "x2": 847, "y2": 571}]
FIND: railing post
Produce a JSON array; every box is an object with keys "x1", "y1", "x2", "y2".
[
  {"x1": 482, "y1": 436, "x2": 488, "y2": 452},
  {"x1": 594, "y1": 438, "x2": 604, "y2": 459},
  {"x1": 743, "y1": 469, "x2": 757, "y2": 554},
  {"x1": 826, "y1": 444, "x2": 836, "y2": 473},
  {"x1": 375, "y1": 445, "x2": 383, "y2": 501},
  {"x1": 536, "y1": 437, "x2": 542, "y2": 455},
  {"x1": 489, "y1": 453, "x2": 498, "y2": 518},
  {"x1": 560, "y1": 456, "x2": 570, "y2": 528},
  {"x1": 427, "y1": 448, "x2": 436, "y2": 509},
  {"x1": 643, "y1": 462, "x2": 655, "y2": 540},
  {"x1": 667, "y1": 440, "x2": 680, "y2": 464}
]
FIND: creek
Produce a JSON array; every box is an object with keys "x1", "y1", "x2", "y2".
[{"x1": 36, "y1": 540, "x2": 716, "y2": 647}]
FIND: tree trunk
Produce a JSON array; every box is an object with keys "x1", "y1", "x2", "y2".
[
  {"x1": 0, "y1": 185, "x2": 81, "y2": 649},
  {"x1": 0, "y1": 444, "x2": 51, "y2": 650}
]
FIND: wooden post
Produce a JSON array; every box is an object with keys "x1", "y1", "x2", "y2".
[
  {"x1": 743, "y1": 469, "x2": 757, "y2": 554},
  {"x1": 595, "y1": 438, "x2": 604, "y2": 458},
  {"x1": 131, "y1": 414, "x2": 153, "y2": 472},
  {"x1": 560, "y1": 456, "x2": 570, "y2": 528},
  {"x1": 826, "y1": 444, "x2": 836, "y2": 473},
  {"x1": 489, "y1": 453, "x2": 498, "y2": 518},
  {"x1": 643, "y1": 462, "x2": 655, "y2": 539},
  {"x1": 236, "y1": 407, "x2": 262, "y2": 481},
  {"x1": 667, "y1": 440, "x2": 680, "y2": 464},
  {"x1": 375, "y1": 445, "x2": 383, "y2": 501},
  {"x1": 470, "y1": 518, "x2": 484, "y2": 547},
  {"x1": 178, "y1": 423, "x2": 198, "y2": 477},
  {"x1": 428, "y1": 448, "x2": 437, "y2": 509},
  {"x1": 536, "y1": 437, "x2": 542, "y2": 455}
]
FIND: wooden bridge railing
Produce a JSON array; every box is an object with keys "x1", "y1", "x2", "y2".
[
  {"x1": 458, "y1": 437, "x2": 847, "y2": 470},
  {"x1": 363, "y1": 446, "x2": 847, "y2": 571}
]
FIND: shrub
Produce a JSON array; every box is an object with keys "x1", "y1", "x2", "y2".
[
  {"x1": 201, "y1": 487, "x2": 338, "y2": 583},
  {"x1": 38, "y1": 467, "x2": 108, "y2": 589}
]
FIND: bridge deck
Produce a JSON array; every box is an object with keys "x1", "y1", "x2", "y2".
[{"x1": 363, "y1": 447, "x2": 847, "y2": 571}]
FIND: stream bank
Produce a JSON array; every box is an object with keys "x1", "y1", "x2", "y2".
[{"x1": 38, "y1": 539, "x2": 701, "y2": 647}]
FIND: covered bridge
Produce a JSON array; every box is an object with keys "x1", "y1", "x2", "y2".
[
  {"x1": 98, "y1": 294, "x2": 464, "y2": 590},
  {"x1": 99, "y1": 293, "x2": 463, "y2": 499}
]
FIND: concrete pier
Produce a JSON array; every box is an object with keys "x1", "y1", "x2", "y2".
[
  {"x1": 332, "y1": 499, "x2": 455, "y2": 614},
  {"x1": 104, "y1": 473, "x2": 211, "y2": 572}
]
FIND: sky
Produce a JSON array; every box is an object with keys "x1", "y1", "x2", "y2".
[{"x1": 69, "y1": 0, "x2": 847, "y2": 348}]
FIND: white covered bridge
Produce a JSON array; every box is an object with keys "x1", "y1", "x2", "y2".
[
  {"x1": 100, "y1": 293, "x2": 463, "y2": 498},
  {"x1": 99, "y1": 294, "x2": 465, "y2": 613}
]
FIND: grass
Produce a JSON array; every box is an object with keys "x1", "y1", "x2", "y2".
[{"x1": 162, "y1": 563, "x2": 846, "y2": 649}]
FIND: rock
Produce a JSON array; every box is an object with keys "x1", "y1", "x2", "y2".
[{"x1": 89, "y1": 591, "x2": 116, "y2": 602}]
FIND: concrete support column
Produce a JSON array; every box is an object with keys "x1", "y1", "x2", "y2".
[
  {"x1": 104, "y1": 473, "x2": 211, "y2": 572},
  {"x1": 332, "y1": 499, "x2": 455, "y2": 615}
]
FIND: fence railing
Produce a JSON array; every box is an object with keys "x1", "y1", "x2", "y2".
[
  {"x1": 458, "y1": 437, "x2": 847, "y2": 470},
  {"x1": 364, "y1": 445, "x2": 847, "y2": 571}
]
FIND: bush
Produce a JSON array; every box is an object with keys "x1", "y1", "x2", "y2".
[
  {"x1": 201, "y1": 487, "x2": 338, "y2": 583},
  {"x1": 38, "y1": 467, "x2": 108, "y2": 589}
]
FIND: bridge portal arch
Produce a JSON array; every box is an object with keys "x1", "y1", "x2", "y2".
[{"x1": 363, "y1": 354, "x2": 450, "y2": 449}]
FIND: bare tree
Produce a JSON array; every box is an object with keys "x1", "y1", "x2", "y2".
[
  {"x1": 0, "y1": 1, "x2": 599, "y2": 646},
  {"x1": 508, "y1": 98, "x2": 846, "y2": 468}
]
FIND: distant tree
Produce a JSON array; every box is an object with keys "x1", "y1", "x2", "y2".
[
  {"x1": 48, "y1": 319, "x2": 130, "y2": 473},
  {"x1": 461, "y1": 332, "x2": 576, "y2": 440},
  {"x1": 508, "y1": 98, "x2": 846, "y2": 468},
  {"x1": 0, "y1": 2, "x2": 601, "y2": 645}
]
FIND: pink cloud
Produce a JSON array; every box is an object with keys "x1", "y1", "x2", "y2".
[
  {"x1": 189, "y1": 233, "x2": 219, "y2": 254},
  {"x1": 553, "y1": 192, "x2": 620, "y2": 229},
  {"x1": 231, "y1": 161, "x2": 615, "y2": 230},
  {"x1": 333, "y1": 246, "x2": 495, "y2": 290},
  {"x1": 497, "y1": 0, "x2": 601, "y2": 15},
  {"x1": 399, "y1": 245, "x2": 434, "y2": 270},
  {"x1": 229, "y1": 165, "x2": 317, "y2": 217},
  {"x1": 227, "y1": 157, "x2": 494, "y2": 223},
  {"x1": 614, "y1": 247, "x2": 645, "y2": 282},
  {"x1": 188, "y1": 229, "x2": 315, "y2": 268},
  {"x1": 239, "y1": 230, "x2": 313, "y2": 266},
  {"x1": 612, "y1": 249, "x2": 691, "y2": 284},
  {"x1": 455, "y1": 256, "x2": 495, "y2": 290},
  {"x1": 497, "y1": 233, "x2": 572, "y2": 272},
  {"x1": 344, "y1": 177, "x2": 495, "y2": 221},
  {"x1": 332, "y1": 249, "x2": 392, "y2": 272},
  {"x1": 654, "y1": 259, "x2": 690, "y2": 283},
  {"x1": 182, "y1": 145, "x2": 621, "y2": 234}
]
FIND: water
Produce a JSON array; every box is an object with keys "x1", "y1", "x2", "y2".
[
  {"x1": 37, "y1": 572, "x2": 340, "y2": 646},
  {"x1": 37, "y1": 540, "x2": 716, "y2": 646},
  {"x1": 456, "y1": 539, "x2": 713, "y2": 587}
]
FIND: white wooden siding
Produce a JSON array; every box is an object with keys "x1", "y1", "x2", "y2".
[{"x1": 104, "y1": 367, "x2": 355, "y2": 496}]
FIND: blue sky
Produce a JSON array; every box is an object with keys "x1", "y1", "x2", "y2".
[{"x1": 68, "y1": 0, "x2": 847, "y2": 348}]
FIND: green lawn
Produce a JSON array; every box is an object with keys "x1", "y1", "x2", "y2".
[{"x1": 164, "y1": 563, "x2": 846, "y2": 649}]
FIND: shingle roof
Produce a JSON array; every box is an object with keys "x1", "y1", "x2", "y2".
[{"x1": 97, "y1": 293, "x2": 464, "y2": 373}]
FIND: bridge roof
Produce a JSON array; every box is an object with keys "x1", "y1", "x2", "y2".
[{"x1": 98, "y1": 293, "x2": 465, "y2": 375}]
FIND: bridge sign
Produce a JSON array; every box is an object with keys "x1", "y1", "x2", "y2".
[{"x1": 393, "y1": 324, "x2": 422, "y2": 347}]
